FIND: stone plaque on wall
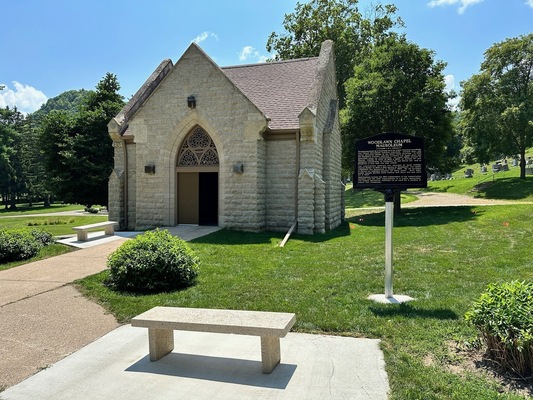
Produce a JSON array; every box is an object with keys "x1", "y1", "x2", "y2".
[{"x1": 354, "y1": 132, "x2": 427, "y2": 189}]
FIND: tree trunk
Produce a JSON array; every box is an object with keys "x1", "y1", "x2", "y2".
[{"x1": 520, "y1": 148, "x2": 526, "y2": 179}]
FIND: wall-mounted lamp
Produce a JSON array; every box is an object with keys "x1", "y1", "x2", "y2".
[
  {"x1": 187, "y1": 95, "x2": 196, "y2": 108},
  {"x1": 144, "y1": 164, "x2": 156, "y2": 174},
  {"x1": 233, "y1": 163, "x2": 244, "y2": 174}
]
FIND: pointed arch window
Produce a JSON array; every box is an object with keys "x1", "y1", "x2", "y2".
[{"x1": 178, "y1": 127, "x2": 219, "y2": 166}]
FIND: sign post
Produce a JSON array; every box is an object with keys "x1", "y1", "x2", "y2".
[{"x1": 354, "y1": 133, "x2": 427, "y2": 304}]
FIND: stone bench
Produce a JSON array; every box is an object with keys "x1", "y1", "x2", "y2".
[
  {"x1": 131, "y1": 306, "x2": 296, "y2": 374},
  {"x1": 72, "y1": 221, "x2": 118, "y2": 241}
]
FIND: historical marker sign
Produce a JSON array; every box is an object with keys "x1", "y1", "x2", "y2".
[{"x1": 354, "y1": 132, "x2": 427, "y2": 190}]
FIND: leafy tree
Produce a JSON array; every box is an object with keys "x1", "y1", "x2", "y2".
[
  {"x1": 266, "y1": 0, "x2": 402, "y2": 107},
  {"x1": 460, "y1": 34, "x2": 533, "y2": 179},
  {"x1": 0, "y1": 107, "x2": 26, "y2": 209},
  {"x1": 342, "y1": 36, "x2": 454, "y2": 173},
  {"x1": 21, "y1": 115, "x2": 53, "y2": 206},
  {"x1": 40, "y1": 73, "x2": 124, "y2": 206}
]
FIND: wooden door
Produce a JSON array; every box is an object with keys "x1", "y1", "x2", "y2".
[{"x1": 177, "y1": 173, "x2": 199, "y2": 224}]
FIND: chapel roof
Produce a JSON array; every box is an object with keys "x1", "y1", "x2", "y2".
[
  {"x1": 222, "y1": 57, "x2": 319, "y2": 131},
  {"x1": 111, "y1": 42, "x2": 334, "y2": 135}
]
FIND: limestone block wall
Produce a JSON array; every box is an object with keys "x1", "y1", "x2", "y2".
[
  {"x1": 265, "y1": 138, "x2": 297, "y2": 231},
  {"x1": 297, "y1": 169, "x2": 316, "y2": 234},
  {"x1": 313, "y1": 43, "x2": 342, "y2": 232},
  {"x1": 108, "y1": 140, "x2": 124, "y2": 226},
  {"x1": 223, "y1": 138, "x2": 266, "y2": 231},
  {"x1": 126, "y1": 144, "x2": 137, "y2": 230}
]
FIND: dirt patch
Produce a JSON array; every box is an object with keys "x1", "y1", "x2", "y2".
[{"x1": 445, "y1": 341, "x2": 532, "y2": 397}]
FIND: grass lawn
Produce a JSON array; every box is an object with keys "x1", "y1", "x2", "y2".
[
  {"x1": 77, "y1": 203, "x2": 533, "y2": 399},
  {"x1": 0, "y1": 202, "x2": 85, "y2": 215}
]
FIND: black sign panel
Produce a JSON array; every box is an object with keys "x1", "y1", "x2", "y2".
[{"x1": 354, "y1": 132, "x2": 427, "y2": 189}]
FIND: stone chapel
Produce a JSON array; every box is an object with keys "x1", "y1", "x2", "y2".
[{"x1": 107, "y1": 40, "x2": 343, "y2": 234}]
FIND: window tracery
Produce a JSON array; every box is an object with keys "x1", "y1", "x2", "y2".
[{"x1": 177, "y1": 127, "x2": 219, "y2": 166}]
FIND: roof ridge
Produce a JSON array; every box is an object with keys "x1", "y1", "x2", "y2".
[{"x1": 222, "y1": 56, "x2": 318, "y2": 70}]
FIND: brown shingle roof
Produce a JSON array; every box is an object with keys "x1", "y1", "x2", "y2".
[{"x1": 222, "y1": 58, "x2": 319, "y2": 130}]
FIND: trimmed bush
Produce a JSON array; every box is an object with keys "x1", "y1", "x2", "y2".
[
  {"x1": 106, "y1": 229, "x2": 199, "y2": 293},
  {"x1": 30, "y1": 229, "x2": 55, "y2": 246},
  {"x1": 465, "y1": 280, "x2": 533, "y2": 378},
  {"x1": 0, "y1": 228, "x2": 54, "y2": 263}
]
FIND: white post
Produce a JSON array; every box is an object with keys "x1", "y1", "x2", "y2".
[{"x1": 385, "y1": 200, "x2": 394, "y2": 298}]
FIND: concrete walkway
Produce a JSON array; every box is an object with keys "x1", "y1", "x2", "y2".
[{"x1": 0, "y1": 225, "x2": 390, "y2": 399}]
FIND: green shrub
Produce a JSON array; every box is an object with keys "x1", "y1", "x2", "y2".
[
  {"x1": 30, "y1": 229, "x2": 55, "y2": 246},
  {"x1": 106, "y1": 229, "x2": 200, "y2": 293},
  {"x1": 465, "y1": 280, "x2": 533, "y2": 378},
  {"x1": 0, "y1": 228, "x2": 43, "y2": 263},
  {"x1": 84, "y1": 206, "x2": 100, "y2": 214}
]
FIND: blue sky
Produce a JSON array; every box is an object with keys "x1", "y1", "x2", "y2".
[{"x1": 1, "y1": 0, "x2": 532, "y2": 114}]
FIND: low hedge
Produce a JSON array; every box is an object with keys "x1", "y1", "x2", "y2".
[
  {"x1": 0, "y1": 228, "x2": 55, "y2": 263},
  {"x1": 106, "y1": 229, "x2": 200, "y2": 293},
  {"x1": 465, "y1": 280, "x2": 533, "y2": 378}
]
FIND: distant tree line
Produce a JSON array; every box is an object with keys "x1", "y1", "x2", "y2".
[{"x1": 0, "y1": 73, "x2": 124, "y2": 209}]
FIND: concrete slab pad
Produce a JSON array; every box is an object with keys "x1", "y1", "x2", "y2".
[
  {"x1": 1, "y1": 327, "x2": 389, "y2": 400},
  {"x1": 57, "y1": 231, "x2": 138, "y2": 249},
  {"x1": 368, "y1": 294, "x2": 415, "y2": 304}
]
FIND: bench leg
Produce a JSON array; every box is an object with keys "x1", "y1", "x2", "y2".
[
  {"x1": 104, "y1": 225, "x2": 115, "y2": 236},
  {"x1": 148, "y1": 328, "x2": 174, "y2": 361},
  {"x1": 77, "y1": 231, "x2": 87, "y2": 241},
  {"x1": 261, "y1": 336, "x2": 281, "y2": 374}
]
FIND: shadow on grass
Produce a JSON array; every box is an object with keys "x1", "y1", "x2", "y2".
[
  {"x1": 191, "y1": 223, "x2": 352, "y2": 245},
  {"x1": 347, "y1": 206, "x2": 483, "y2": 228},
  {"x1": 476, "y1": 177, "x2": 533, "y2": 200},
  {"x1": 369, "y1": 303, "x2": 458, "y2": 320}
]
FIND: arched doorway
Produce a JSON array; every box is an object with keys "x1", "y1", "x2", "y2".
[{"x1": 176, "y1": 126, "x2": 219, "y2": 225}]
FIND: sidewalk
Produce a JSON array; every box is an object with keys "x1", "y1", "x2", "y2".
[
  {"x1": 0, "y1": 239, "x2": 127, "y2": 388},
  {"x1": 0, "y1": 227, "x2": 390, "y2": 399}
]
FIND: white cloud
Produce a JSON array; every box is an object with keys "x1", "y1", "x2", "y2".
[
  {"x1": 0, "y1": 81, "x2": 47, "y2": 114},
  {"x1": 526, "y1": 0, "x2": 533, "y2": 8},
  {"x1": 191, "y1": 31, "x2": 218, "y2": 45},
  {"x1": 444, "y1": 74, "x2": 460, "y2": 110},
  {"x1": 444, "y1": 74, "x2": 455, "y2": 93},
  {"x1": 238, "y1": 46, "x2": 269, "y2": 63},
  {"x1": 427, "y1": 0, "x2": 484, "y2": 14}
]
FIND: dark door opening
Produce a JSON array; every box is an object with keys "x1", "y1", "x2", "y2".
[{"x1": 199, "y1": 172, "x2": 218, "y2": 225}]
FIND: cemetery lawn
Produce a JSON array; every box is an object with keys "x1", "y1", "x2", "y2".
[
  {"x1": 425, "y1": 148, "x2": 533, "y2": 201},
  {"x1": 77, "y1": 203, "x2": 533, "y2": 399}
]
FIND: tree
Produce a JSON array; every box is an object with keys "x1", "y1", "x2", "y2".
[
  {"x1": 342, "y1": 36, "x2": 454, "y2": 173},
  {"x1": 40, "y1": 73, "x2": 124, "y2": 206},
  {"x1": 0, "y1": 107, "x2": 26, "y2": 209},
  {"x1": 460, "y1": 34, "x2": 533, "y2": 179},
  {"x1": 266, "y1": 0, "x2": 402, "y2": 107}
]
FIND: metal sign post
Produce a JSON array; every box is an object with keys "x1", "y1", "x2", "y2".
[{"x1": 384, "y1": 189, "x2": 394, "y2": 298}]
